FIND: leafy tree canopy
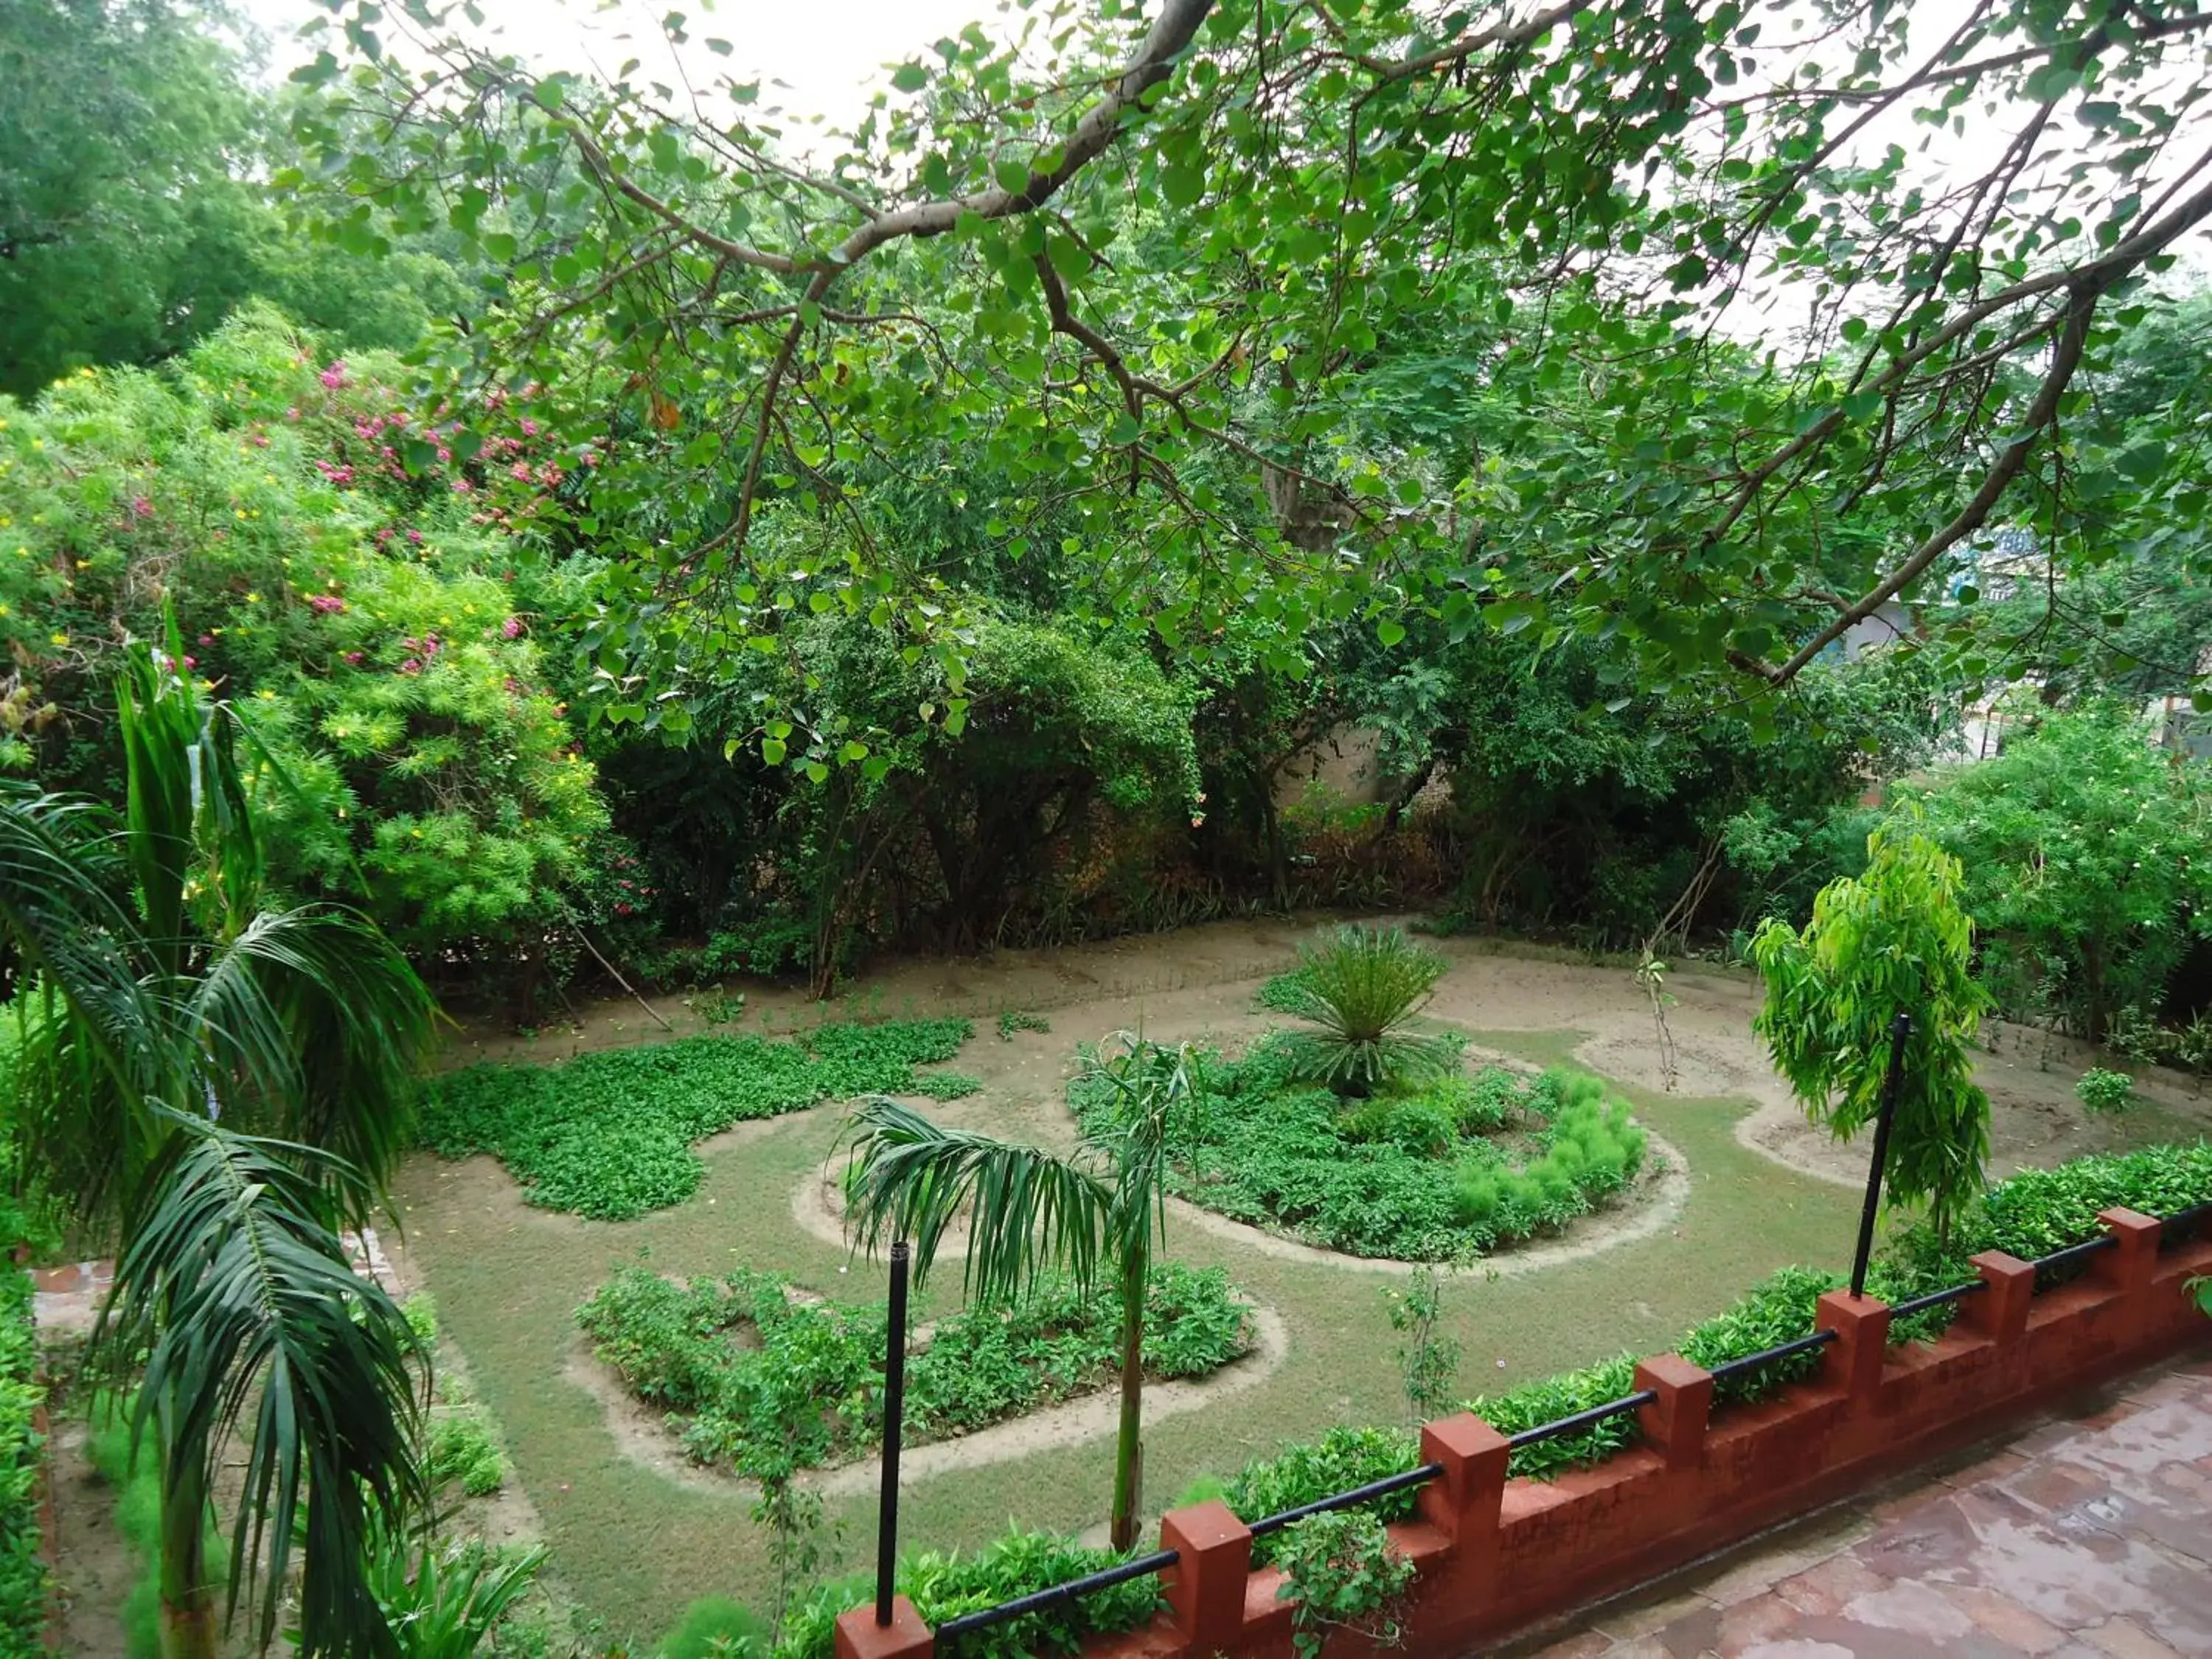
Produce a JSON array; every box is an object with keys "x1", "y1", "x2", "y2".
[{"x1": 291, "y1": 0, "x2": 2212, "y2": 755}]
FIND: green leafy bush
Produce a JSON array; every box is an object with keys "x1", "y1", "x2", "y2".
[
  {"x1": 1273, "y1": 925, "x2": 1455, "y2": 1096},
  {"x1": 0, "y1": 1237, "x2": 42, "y2": 1654},
  {"x1": 2076, "y1": 1068, "x2": 2135, "y2": 1116},
  {"x1": 774, "y1": 1531, "x2": 1163, "y2": 1659},
  {"x1": 1274, "y1": 1509, "x2": 1416, "y2": 1659},
  {"x1": 1891, "y1": 1143, "x2": 2212, "y2": 1284},
  {"x1": 420, "y1": 1019, "x2": 974, "y2": 1217},
  {"x1": 1222, "y1": 1425, "x2": 1422, "y2": 1565},
  {"x1": 352, "y1": 1530, "x2": 548, "y2": 1659},
  {"x1": 428, "y1": 1410, "x2": 507, "y2": 1498},
  {"x1": 1074, "y1": 1039, "x2": 1644, "y2": 1260},
  {"x1": 997, "y1": 1010, "x2": 1051, "y2": 1040},
  {"x1": 657, "y1": 1596, "x2": 768, "y2": 1659},
  {"x1": 576, "y1": 1262, "x2": 1250, "y2": 1478}
]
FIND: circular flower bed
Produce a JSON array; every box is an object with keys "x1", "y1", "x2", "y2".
[{"x1": 1073, "y1": 1034, "x2": 1649, "y2": 1261}]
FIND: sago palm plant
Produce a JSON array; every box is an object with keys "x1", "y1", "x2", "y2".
[
  {"x1": 1276, "y1": 925, "x2": 1455, "y2": 1097},
  {"x1": 840, "y1": 1034, "x2": 1193, "y2": 1551},
  {"x1": 1, "y1": 641, "x2": 436, "y2": 1658}
]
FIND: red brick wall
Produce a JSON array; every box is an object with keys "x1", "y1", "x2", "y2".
[{"x1": 838, "y1": 1208, "x2": 2212, "y2": 1659}]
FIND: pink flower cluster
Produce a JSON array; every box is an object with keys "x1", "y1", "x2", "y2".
[
  {"x1": 502, "y1": 616, "x2": 524, "y2": 639},
  {"x1": 319, "y1": 361, "x2": 349, "y2": 391},
  {"x1": 314, "y1": 459, "x2": 355, "y2": 487},
  {"x1": 308, "y1": 594, "x2": 347, "y2": 615}
]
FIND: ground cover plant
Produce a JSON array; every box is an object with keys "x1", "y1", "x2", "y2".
[
  {"x1": 1071, "y1": 1037, "x2": 1646, "y2": 1260},
  {"x1": 418, "y1": 1020, "x2": 974, "y2": 1219},
  {"x1": 574, "y1": 1262, "x2": 1250, "y2": 1479}
]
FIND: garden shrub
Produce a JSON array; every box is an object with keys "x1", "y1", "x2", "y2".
[
  {"x1": 1074, "y1": 1037, "x2": 1646, "y2": 1260},
  {"x1": 1273, "y1": 1509, "x2": 1416, "y2": 1659},
  {"x1": 0, "y1": 1225, "x2": 41, "y2": 1655},
  {"x1": 576, "y1": 1263, "x2": 1249, "y2": 1478},
  {"x1": 774, "y1": 1531, "x2": 1164, "y2": 1659},
  {"x1": 1890, "y1": 1143, "x2": 2212, "y2": 1287},
  {"x1": 428, "y1": 1409, "x2": 508, "y2": 1498},
  {"x1": 658, "y1": 1595, "x2": 769, "y2": 1659},
  {"x1": 1222, "y1": 1425, "x2": 1422, "y2": 1565},
  {"x1": 419, "y1": 1019, "x2": 974, "y2": 1218},
  {"x1": 2076, "y1": 1068, "x2": 2134, "y2": 1116},
  {"x1": 906, "y1": 1071, "x2": 982, "y2": 1101}
]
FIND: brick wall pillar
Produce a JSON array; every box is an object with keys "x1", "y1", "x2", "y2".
[
  {"x1": 1816, "y1": 1290, "x2": 1891, "y2": 1405},
  {"x1": 2093, "y1": 1207, "x2": 2161, "y2": 1295},
  {"x1": 1633, "y1": 1354, "x2": 1714, "y2": 1472},
  {"x1": 1963, "y1": 1251, "x2": 2034, "y2": 1345},
  {"x1": 834, "y1": 1597, "x2": 932, "y2": 1659},
  {"x1": 1418, "y1": 1413, "x2": 1510, "y2": 1545},
  {"x1": 1161, "y1": 1499, "x2": 1252, "y2": 1654}
]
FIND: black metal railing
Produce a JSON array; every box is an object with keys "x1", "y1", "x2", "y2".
[
  {"x1": 926, "y1": 1198, "x2": 2209, "y2": 1647},
  {"x1": 934, "y1": 1547, "x2": 1181, "y2": 1648},
  {"x1": 1246, "y1": 1461, "x2": 1445, "y2": 1540},
  {"x1": 1506, "y1": 1388, "x2": 1655, "y2": 1450},
  {"x1": 1886, "y1": 1278, "x2": 1989, "y2": 1321},
  {"x1": 1705, "y1": 1327, "x2": 1837, "y2": 1388}
]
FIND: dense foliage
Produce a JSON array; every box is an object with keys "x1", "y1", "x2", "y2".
[
  {"x1": 1753, "y1": 824, "x2": 1992, "y2": 1241},
  {"x1": 1074, "y1": 1039, "x2": 1646, "y2": 1260},
  {"x1": 576, "y1": 1262, "x2": 1248, "y2": 1480},
  {"x1": 419, "y1": 1018, "x2": 974, "y2": 1218},
  {"x1": 1896, "y1": 709, "x2": 2212, "y2": 1043},
  {"x1": 776, "y1": 1531, "x2": 1164, "y2": 1659},
  {"x1": 0, "y1": 1223, "x2": 41, "y2": 1655}
]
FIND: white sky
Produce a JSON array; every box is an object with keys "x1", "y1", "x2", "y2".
[{"x1": 236, "y1": 0, "x2": 1005, "y2": 131}]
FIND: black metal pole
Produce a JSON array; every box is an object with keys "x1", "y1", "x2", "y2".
[
  {"x1": 1851, "y1": 1012, "x2": 1913, "y2": 1298},
  {"x1": 875, "y1": 1240, "x2": 910, "y2": 1627}
]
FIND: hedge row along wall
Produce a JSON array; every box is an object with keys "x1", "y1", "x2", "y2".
[
  {"x1": 0, "y1": 1246, "x2": 46, "y2": 1656},
  {"x1": 837, "y1": 1207, "x2": 2212, "y2": 1659}
]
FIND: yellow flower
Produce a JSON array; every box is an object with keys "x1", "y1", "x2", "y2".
[
  {"x1": 255, "y1": 688, "x2": 276, "y2": 700},
  {"x1": 49, "y1": 632, "x2": 67, "y2": 647},
  {"x1": 29, "y1": 439, "x2": 41, "y2": 451},
  {"x1": 0, "y1": 604, "x2": 10, "y2": 617},
  {"x1": 246, "y1": 591, "x2": 261, "y2": 603}
]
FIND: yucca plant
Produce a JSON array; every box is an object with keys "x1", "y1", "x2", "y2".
[
  {"x1": 3, "y1": 639, "x2": 436, "y2": 1658},
  {"x1": 1274, "y1": 926, "x2": 1455, "y2": 1098},
  {"x1": 840, "y1": 1033, "x2": 1193, "y2": 1551}
]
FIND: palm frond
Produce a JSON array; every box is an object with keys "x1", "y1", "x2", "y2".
[
  {"x1": 187, "y1": 907, "x2": 435, "y2": 1193},
  {"x1": 838, "y1": 1098, "x2": 1113, "y2": 1304},
  {"x1": 97, "y1": 1116, "x2": 428, "y2": 1658}
]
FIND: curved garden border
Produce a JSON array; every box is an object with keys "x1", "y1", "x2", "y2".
[
  {"x1": 792, "y1": 1133, "x2": 1691, "y2": 1279},
  {"x1": 563, "y1": 1298, "x2": 1290, "y2": 1499}
]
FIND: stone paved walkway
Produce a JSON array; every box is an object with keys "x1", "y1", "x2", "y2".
[{"x1": 1520, "y1": 1349, "x2": 2212, "y2": 1659}]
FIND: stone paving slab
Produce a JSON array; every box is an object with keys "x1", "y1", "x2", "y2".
[{"x1": 1516, "y1": 1350, "x2": 2212, "y2": 1659}]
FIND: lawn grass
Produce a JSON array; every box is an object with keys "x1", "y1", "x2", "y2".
[{"x1": 394, "y1": 1022, "x2": 1864, "y2": 1644}]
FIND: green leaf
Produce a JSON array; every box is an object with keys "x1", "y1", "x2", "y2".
[{"x1": 891, "y1": 63, "x2": 929, "y2": 92}]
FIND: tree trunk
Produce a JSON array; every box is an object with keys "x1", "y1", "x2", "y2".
[
  {"x1": 1108, "y1": 1252, "x2": 1147, "y2": 1553},
  {"x1": 159, "y1": 1462, "x2": 217, "y2": 1659}
]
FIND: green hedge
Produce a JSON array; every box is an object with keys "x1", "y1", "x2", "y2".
[
  {"x1": 577, "y1": 1263, "x2": 1251, "y2": 1479},
  {"x1": 419, "y1": 1019, "x2": 973, "y2": 1218},
  {"x1": 1215, "y1": 1142, "x2": 2212, "y2": 1513},
  {"x1": 775, "y1": 1531, "x2": 1163, "y2": 1659},
  {"x1": 0, "y1": 1229, "x2": 40, "y2": 1658}
]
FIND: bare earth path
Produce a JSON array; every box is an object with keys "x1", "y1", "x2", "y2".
[{"x1": 379, "y1": 918, "x2": 2212, "y2": 1641}]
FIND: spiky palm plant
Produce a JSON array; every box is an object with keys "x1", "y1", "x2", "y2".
[
  {"x1": 840, "y1": 1034, "x2": 1192, "y2": 1552},
  {"x1": 1275, "y1": 925, "x2": 1455, "y2": 1098},
  {"x1": 1, "y1": 641, "x2": 435, "y2": 1659}
]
